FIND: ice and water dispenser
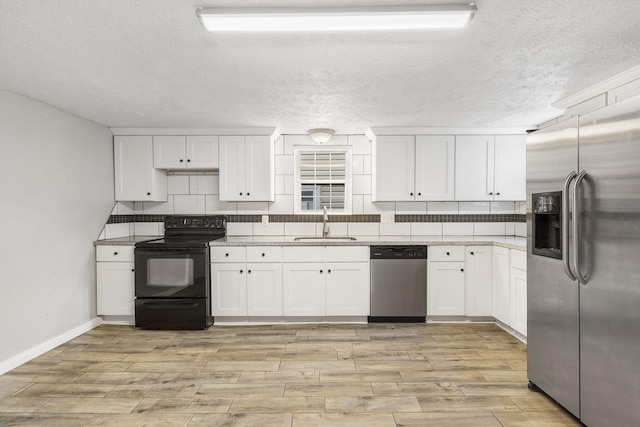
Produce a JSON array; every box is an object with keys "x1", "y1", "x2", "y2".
[{"x1": 532, "y1": 191, "x2": 562, "y2": 259}]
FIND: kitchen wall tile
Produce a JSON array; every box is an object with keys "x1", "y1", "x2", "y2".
[
  {"x1": 352, "y1": 154, "x2": 364, "y2": 175},
  {"x1": 142, "y1": 199, "x2": 174, "y2": 215},
  {"x1": 352, "y1": 175, "x2": 371, "y2": 195},
  {"x1": 205, "y1": 196, "x2": 237, "y2": 215},
  {"x1": 427, "y1": 201, "x2": 459, "y2": 214},
  {"x1": 189, "y1": 174, "x2": 217, "y2": 195},
  {"x1": 97, "y1": 228, "x2": 106, "y2": 240},
  {"x1": 490, "y1": 201, "x2": 515, "y2": 214},
  {"x1": 168, "y1": 175, "x2": 190, "y2": 195},
  {"x1": 396, "y1": 201, "x2": 427, "y2": 215},
  {"x1": 275, "y1": 155, "x2": 294, "y2": 175},
  {"x1": 515, "y1": 222, "x2": 527, "y2": 237},
  {"x1": 227, "y1": 222, "x2": 253, "y2": 236},
  {"x1": 253, "y1": 222, "x2": 284, "y2": 236},
  {"x1": 134, "y1": 222, "x2": 162, "y2": 236},
  {"x1": 284, "y1": 135, "x2": 311, "y2": 155},
  {"x1": 411, "y1": 222, "x2": 443, "y2": 235},
  {"x1": 516, "y1": 201, "x2": 527, "y2": 214},
  {"x1": 363, "y1": 195, "x2": 395, "y2": 214},
  {"x1": 474, "y1": 222, "x2": 506, "y2": 236},
  {"x1": 316, "y1": 222, "x2": 348, "y2": 236},
  {"x1": 443, "y1": 222, "x2": 474, "y2": 236},
  {"x1": 236, "y1": 201, "x2": 269, "y2": 214},
  {"x1": 174, "y1": 195, "x2": 206, "y2": 214},
  {"x1": 274, "y1": 135, "x2": 284, "y2": 155},
  {"x1": 505, "y1": 222, "x2": 516, "y2": 235},
  {"x1": 132, "y1": 201, "x2": 144, "y2": 214},
  {"x1": 114, "y1": 202, "x2": 135, "y2": 215},
  {"x1": 275, "y1": 175, "x2": 285, "y2": 195},
  {"x1": 284, "y1": 222, "x2": 315, "y2": 236},
  {"x1": 363, "y1": 155, "x2": 372, "y2": 174},
  {"x1": 349, "y1": 134, "x2": 372, "y2": 155},
  {"x1": 269, "y1": 194, "x2": 294, "y2": 214},
  {"x1": 348, "y1": 222, "x2": 379, "y2": 235},
  {"x1": 104, "y1": 223, "x2": 130, "y2": 239},
  {"x1": 352, "y1": 195, "x2": 364, "y2": 214},
  {"x1": 379, "y1": 222, "x2": 411, "y2": 236},
  {"x1": 284, "y1": 175, "x2": 294, "y2": 195},
  {"x1": 459, "y1": 201, "x2": 491, "y2": 214}
]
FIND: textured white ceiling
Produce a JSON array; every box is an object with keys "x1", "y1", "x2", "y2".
[{"x1": 1, "y1": 0, "x2": 639, "y2": 133}]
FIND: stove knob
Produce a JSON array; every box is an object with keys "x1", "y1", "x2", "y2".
[{"x1": 204, "y1": 219, "x2": 211, "y2": 227}]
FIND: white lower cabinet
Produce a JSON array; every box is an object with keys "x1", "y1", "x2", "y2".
[
  {"x1": 492, "y1": 246, "x2": 511, "y2": 324},
  {"x1": 428, "y1": 261, "x2": 466, "y2": 315},
  {"x1": 464, "y1": 246, "x2": 493, "y2": 316},
  {"x1": 211, "y1": 263, "x2": 247, "y2": 316},
  {"x1": 247, "y1": 263, "x2": 283, "y2": 316},
  {"x1": 96, "y1": 246, "x2": 135, "y2": 316},
  {"x1": 510, "y1": 249, "x2": 527, "y2": 335},
  {"x1": 283, "y1": 262, "x2": 326, "y2": 316},
  {"x1": 325, "y1": 262, "x2": 370, "y2": 316}
]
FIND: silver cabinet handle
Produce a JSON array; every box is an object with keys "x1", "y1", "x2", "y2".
[
  {"x1": 563, "y1": 171, "x2": 578, "y2": 281},
  {"x1": 572, "y1": 170, "x2": 588, "y2": 284}
]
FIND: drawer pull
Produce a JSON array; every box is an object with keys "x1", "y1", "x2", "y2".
[
  {"x1": 320, "y1": 269, "x2": 323, "y2": 274},
  {"x1": 113, "y1": 252, "x2": 118, "y2": 256},
  {"x1": 446, "y1": 252, "x2": 450, "y2": 256},
  {"x1": 248, "y1": 270, "x2": 251, "y2": 274},
  {"x1": 460, "y1": 268, "x2": 464, "y2": 272},
  {"x1": 240, "y1": 269, "x2": 243, "y2": 274},
  {"x1": 225, "y1": 253, "x2": 229, "y2": 257},
  {"x1": 262, "y1": 253, "x2": 265, "y2": 257},
  {"x1": 470, "y1": 251, "x2": 474, "y2": 255}
]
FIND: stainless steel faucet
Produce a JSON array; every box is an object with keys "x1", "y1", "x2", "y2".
[{"x1": 322, "y1": 206, "x2": 330, "y2": 237}]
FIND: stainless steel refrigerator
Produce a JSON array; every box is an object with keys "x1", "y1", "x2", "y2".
[{"x1": 526, "y1": 94, "x2": 640, "y2": 426}]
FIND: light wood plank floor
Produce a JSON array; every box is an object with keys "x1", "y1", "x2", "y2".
[{"x1": 0, "y1": 323, "x2": 581, "y2": 426}]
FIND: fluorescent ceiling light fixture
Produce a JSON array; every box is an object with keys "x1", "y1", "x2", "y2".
[{"x1": 196, "y1": 5, "x2": 477, "y2": 32}]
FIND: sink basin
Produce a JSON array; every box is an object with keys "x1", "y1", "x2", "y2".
[{"x1": 294, "y1": 236, "x2": 357, "y2": 241}]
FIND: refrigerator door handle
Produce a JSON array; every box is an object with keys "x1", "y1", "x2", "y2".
[
  {"x1": 563, "y1": 171, "x2": 578, "y2": 281},
  {"x1": 572, "y1": 170, "x2": 589, "y2": 284}
]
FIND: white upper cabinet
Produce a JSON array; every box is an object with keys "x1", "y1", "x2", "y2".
[
  {"x1": 374, "y1": 135, "x2": 454, "y2": 201},
  {"x1": 114, "y1": 135, "x2": 167, "y2": 202},
  {"x1": 219, "y1": 135, "x2": 274, "y2": 201},
  {"x1": 455, "y1": 135, "x2": 526, "y2": 201},
  {"x1": 493, "y1": 135, "x2": 526, "y2": 201},
  {"x1": 153, "y1": 135, "x2": 218, "y2": 169}
]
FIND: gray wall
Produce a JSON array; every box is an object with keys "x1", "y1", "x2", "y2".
[{"x1": 0, "y1": 91, "x2": 114, "y2": 370}]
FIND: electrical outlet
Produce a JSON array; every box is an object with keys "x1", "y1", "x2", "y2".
[
  {"x1": 381, "y1": 213, "x2": 394, "y2": 223},
  {"x1": 262, "y1": 215, "x2": 269, "y2": 224}
]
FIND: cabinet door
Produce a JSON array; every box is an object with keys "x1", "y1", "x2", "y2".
[
  {"x1": 325, "y1": 262, "x2": 370, "y2": 316},
  {"x1": 219, "y1": 136, "x2": 246, "y2": 201},
  {"x1": 427, "y1": 261, "x2": 466, "y2": 316},
  {"x1": 415, "y1": 135, "x2": 455, "y2": 200},
  {"x1": 494, "y1": 135, "x2": 526, "y2": 201},
  {"x1": 187, "y1": 135, "x2": 219, "y2": 169},
  {"x1": 114, "y1": 136, "x2": 167, "y2": 201},
  {"x1": 492, "y1": 246, "x2": 511, "y2": 324},
  {"x1": 96, "y1": 262, "x2": 134, "y2": 316},
  {"x1": 153, "y1": 136, "x2": 186, "y2": 169},
  {"x1": 464, "y1": 246, "x2": 493, "y2": 316},
  {"x1": 283, "y1": 263, "x2": 325, "y2": 316},
  {"x1": 373, "y1": 135, "x2": 415, "y2": 201},
  {"x1": 511, "y1": 267, "x2": 527, "y2": 336},
  {"x1": 211, "y1": 263, "x2": 247, "y2": 316},
  {"x1": 455, "y1": 135, "x2": 495, "y2": 201},
  {"x1": 246, "y1": 263, "x2": 283, "y2": 316},
  {"x1": 245, "y1": 135, "x2": 274, "y2": 201}
]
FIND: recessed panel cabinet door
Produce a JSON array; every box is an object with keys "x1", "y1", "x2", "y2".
[
  {"x1": 283, "y1": 263, "x2": 325, "y2": 316},
  {"x1": 373, "y1": 135, "x2": 415, "y2": 201},
  {"x1": 245, "y1": 135, "x2": 272, "y2": 201},
  {"x1": 219, "y1": 136, "x2": 246, "y2": 201},
  {"x1": 96, "y1": 262, "x2": 134, "y2": 316},
  {"x1": 186, "y1": 136, "x2": 219, "y2": 169},
  {"x1": 427, "y1": 261, "x2": 466, "y2": 316},
  {"x1": 211, "y1": 263, "x2": 247, "y2": 316},
  {"x1": 325, "y1": 262, "x2": 370, "y2": 316},
  {"x1": 494, "y1": 135, "x2": 526, "y2": 201},
  {"x1": 415, "y1": 135, "x2": 455, "y2": 200},
  {"x1": 492, "y1": 246, "x2": 511, "y2": 324},
  {"x1": 246, "y1": 263, "x2": 283, "y2": 316},
  {"x1": 114, "y1": 136, "x2": 167, "y2": 201},
  {"x1": 455, "y1": 135, "x2": 495, "y2": 201},
  {"x1": 511, "y1": 267, "x2": 527, "y2": 335},
  {"x1": 464, "y1": 246, "x2": 493, "y2": 316},
  {"x1": 153, "y1": 135, "x2": 186, "y2": 168}
]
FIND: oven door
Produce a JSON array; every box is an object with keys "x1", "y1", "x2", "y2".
[{"x1": 135, "y1": 247, "x2": 209, "y2": 299}]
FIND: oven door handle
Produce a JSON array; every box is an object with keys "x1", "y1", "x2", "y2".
[{"x1": 140, "y1": 301, "x2": 200, "y2": 309}]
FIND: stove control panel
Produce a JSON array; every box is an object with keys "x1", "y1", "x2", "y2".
[{"x1": 165, "y1": 215, "x2": 227, "y2": 230}]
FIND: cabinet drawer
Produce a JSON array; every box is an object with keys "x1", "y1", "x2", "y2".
[
  {"x1": 211, "y1": 246, "x2": 246, "y2": 263},
  {"x1": 510, "y1": 249, "x2": 527, "y2": 271},
  {"x1": 283, "y1": 246, "x2": 325, "y2": 262},
  {"x1": 96, "y1": 245, "x2": 135, "y2": 262},
  {"x1": 429, "y1": 246, "x2": 465, "y2": 262},
  {"x1": 247, "y1": 246, "x2": 282, "y2": 263},
  {"x1": 325, "y1": 246, "x2": 369, "y2": 262}
]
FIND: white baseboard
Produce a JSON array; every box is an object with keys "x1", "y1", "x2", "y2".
[{"x1": 0, "y1": 317, "x2": 103, "y2": 375}]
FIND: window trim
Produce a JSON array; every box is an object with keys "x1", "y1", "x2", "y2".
[{"x1": 293, "y1": 145, "x2": 352, "y2": 215}]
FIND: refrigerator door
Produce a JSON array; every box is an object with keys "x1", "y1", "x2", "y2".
[
  {"x1": 526, "y1": 118, "x2": 580, "y2": 417},
  {"x1": 577, "y1": 96, "x2": 640, "y2": 427}
]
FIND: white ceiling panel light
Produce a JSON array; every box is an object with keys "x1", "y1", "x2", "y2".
[{"x1": 196, "y1": 5, "x2": 477, "y2": 32}]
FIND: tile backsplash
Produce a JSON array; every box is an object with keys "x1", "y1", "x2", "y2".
[{"x1": 100, "y1": 134, "x2": 527, "y2": 240}]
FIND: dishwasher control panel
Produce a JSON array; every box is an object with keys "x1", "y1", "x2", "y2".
[{"x1": 370, "y1": 245, "x2": 427, "y2": 259}]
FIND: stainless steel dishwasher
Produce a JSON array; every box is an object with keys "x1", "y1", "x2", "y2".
[{"x1": 369, "y1": 245, "x2": 427, "y2": 322}]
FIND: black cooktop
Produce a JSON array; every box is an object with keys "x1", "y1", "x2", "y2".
[{"x1": 135, "y1": 215, "x2": 226, "y2": 249}]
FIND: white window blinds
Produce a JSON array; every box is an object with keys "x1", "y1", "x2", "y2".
[{"x1": 298, "y1": 151, "x2": 347, "y2": 211}]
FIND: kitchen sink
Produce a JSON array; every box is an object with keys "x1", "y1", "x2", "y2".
[{"x1": 294, "y1": 236, "x2": 357, "y2": 241}]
